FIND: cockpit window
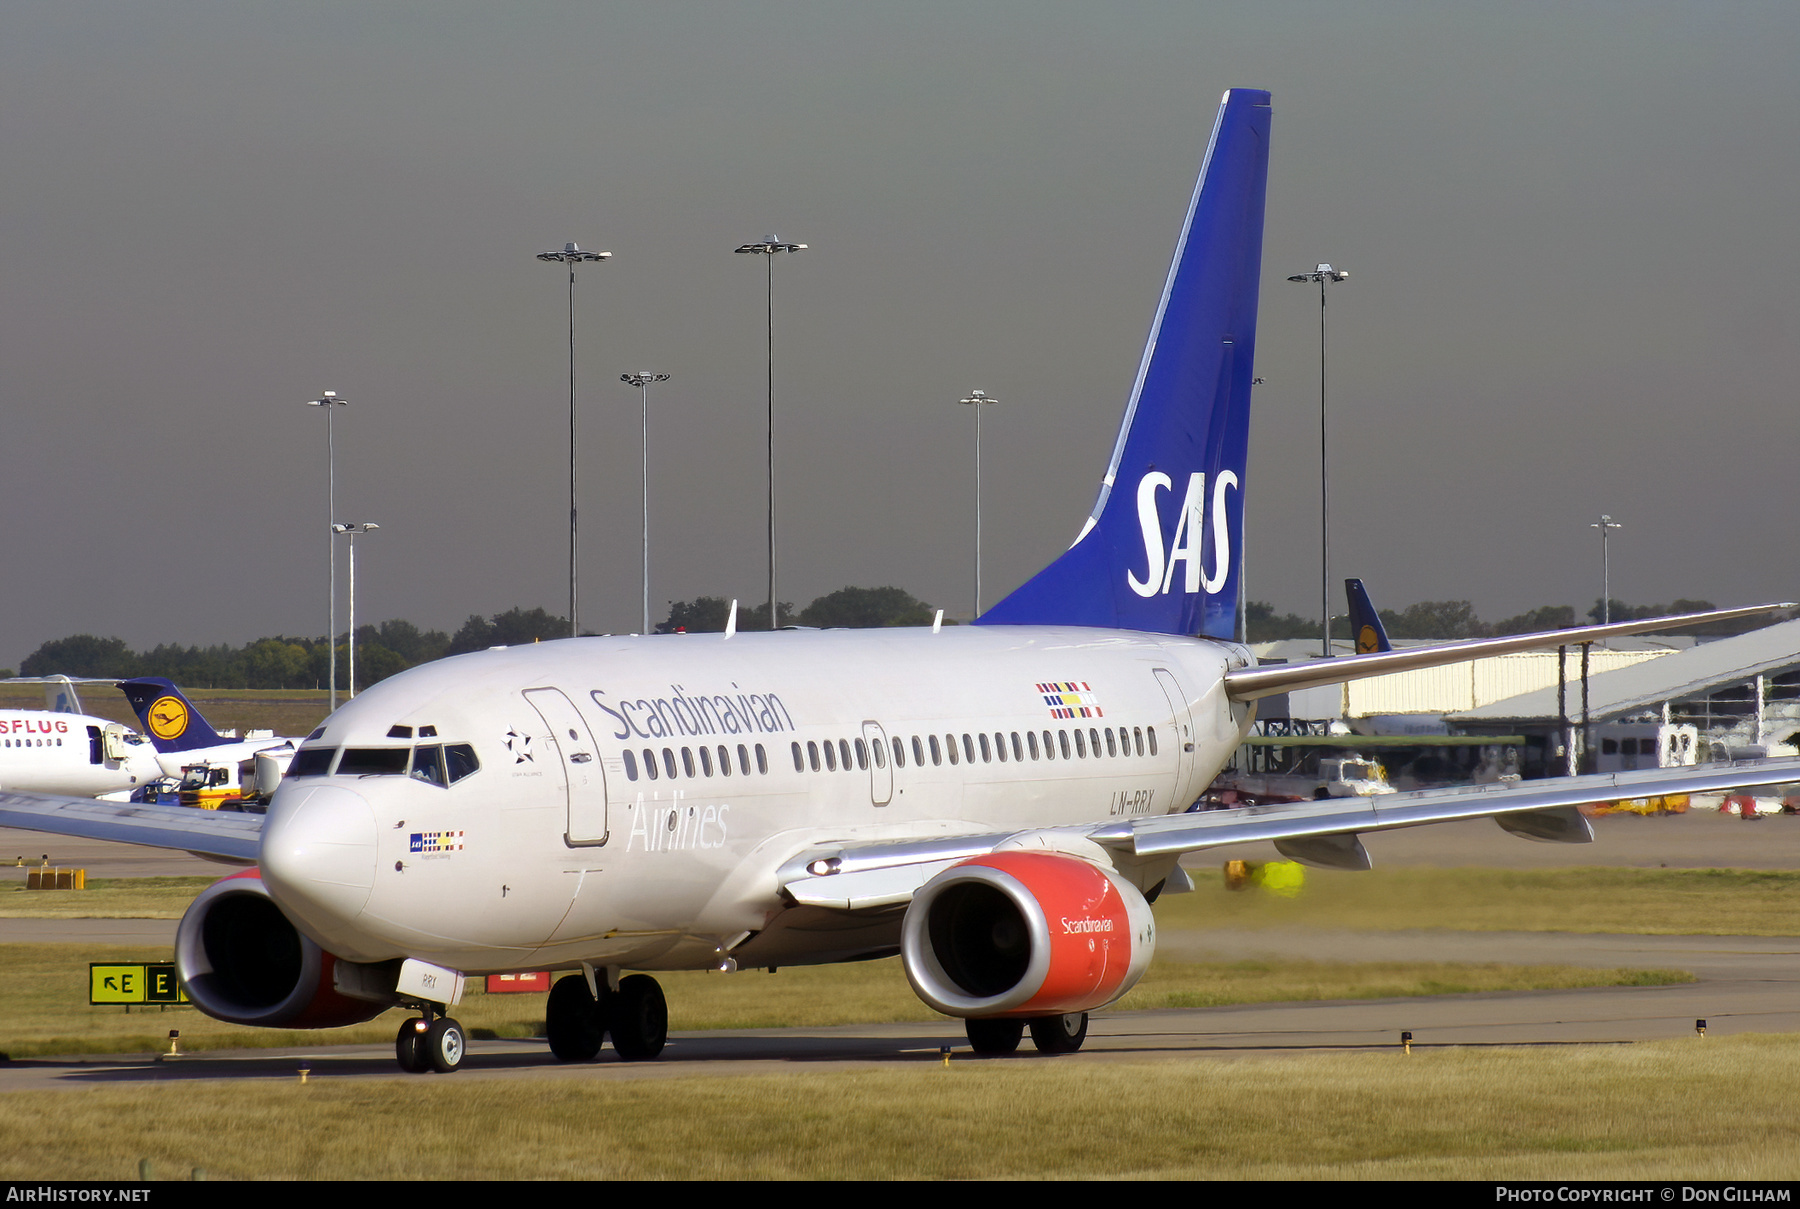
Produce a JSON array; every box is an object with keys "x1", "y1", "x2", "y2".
[
  {"x1": 288, "y1": 747, "x2": 337, "y2": 777},
  {"x1": 445, "y1": 744, "x2": 479, "y2": 784},
  {"x1": 337, "y1": 748, "x2": 411, "y2": 776},
  {"x1": 285, "y1": 742, "x2": 477, "y2": 785},
  {"x1": 411, "y1": 745, "x2": 446, "y2": 785}
]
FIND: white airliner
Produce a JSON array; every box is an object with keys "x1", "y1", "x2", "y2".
[
  {"x1": 3, "y1": 88, "x2": 1797, "y2": 1075},
  {"x1": 0, "y1": 677, "x2": 161, "y2": 798}
]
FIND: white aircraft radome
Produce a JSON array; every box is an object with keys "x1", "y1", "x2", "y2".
[{"x1": 3, "y1": 88, "x2": 1797, "y2": 1074}]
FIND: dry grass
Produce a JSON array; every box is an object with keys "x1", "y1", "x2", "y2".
[
  {"x1": 13, "y1": 866, "x2": 1800, "y2": 934},
  {"x1": 0, "y1": 687, "x2": 328, "y2": 740},
  {"x1": 0, "y1": 944, "x2": 1688, "y2": 1060},
  {"x1": 0, "y1": 877, "x2": 215, "y2": 918},
  {"x1": 1162, "y1": 864, "x2": 1800, "y2": 935},
  {"x1": 3, "y1": 1034, "x2": 1796, "y2": 1180}
]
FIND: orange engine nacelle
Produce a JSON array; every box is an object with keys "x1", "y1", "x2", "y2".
[
  {"x1": 174, "y1": 869, "x2": 388, "y2": 1030},
  {"x1": 900, "y1": 851, "x2": 1155, "y2": 1018}
]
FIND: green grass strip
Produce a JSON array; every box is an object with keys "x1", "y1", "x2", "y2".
[{"x1": 2, "y1": 1035, "x2": 1796, "y2": 1180}]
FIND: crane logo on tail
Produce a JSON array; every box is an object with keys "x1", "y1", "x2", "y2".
[{"x1": 146, "y1": 696, "x2": 189, "y2": 742}]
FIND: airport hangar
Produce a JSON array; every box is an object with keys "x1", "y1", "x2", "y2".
[{"x1": 1231, "y1": 619, "x2": 1800, "y2": 789}]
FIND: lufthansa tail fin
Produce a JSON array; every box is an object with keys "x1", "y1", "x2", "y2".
[
  {"x1": 976, "y1": 88, "x2": 1271, "y2": 639},
  {"x1": 1345, "y1": 579, "x2": 1393, "y2": 654},
  {"x1": 118, "y1": 678, "x2": 229, "y2": 754}
]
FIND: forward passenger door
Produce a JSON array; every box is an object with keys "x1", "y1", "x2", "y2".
[{"x1": 523, "y1": 687, "x2": 609, "y2": 847}]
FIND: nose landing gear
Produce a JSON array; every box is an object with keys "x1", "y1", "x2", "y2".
[{"x1": 395, "y1": 1009, "x2": 467, "y2": 1073}]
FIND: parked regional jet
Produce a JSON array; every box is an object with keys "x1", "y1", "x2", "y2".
[
  {"x1": 3, "y1": 88, "x2": 1797, "y2": 1075},
  {"x1": 118, "y1": 677, "x2": 298, "y2": 781},
  {"x1": 0, "y1": 676, "x2": 161, "y2": 798}
]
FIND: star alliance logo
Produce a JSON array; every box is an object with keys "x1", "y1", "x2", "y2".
[{"x1": 504, "y1": 729, "x2": 534, "y2": 764}]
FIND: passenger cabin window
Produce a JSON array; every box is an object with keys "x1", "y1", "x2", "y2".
[{"x1": 624, "y1": 750, "x2": 639, "y2": 780}]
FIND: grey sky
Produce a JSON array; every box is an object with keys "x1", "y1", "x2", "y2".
[{"x1": 2, "y1": 2, "x2": 1795, "y2": 665}]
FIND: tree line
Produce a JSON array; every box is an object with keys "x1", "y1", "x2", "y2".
[
  {"x1": 12, "y1": 586, "x2": 942, "y2": 688},
  {"x1": 14, "y1": 589, "x2": 1767, "y2": 688},
  {"x1": 1246, "y1": 597, "x2": 1773, "y2": 643}
]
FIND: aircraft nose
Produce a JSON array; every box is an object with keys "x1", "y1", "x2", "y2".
[{"x1": 259, "y1": 784, "x2": 378, "y2": 930}]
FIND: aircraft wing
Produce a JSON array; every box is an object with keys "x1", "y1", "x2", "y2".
[
  {"x1": 0, "y1": 789, "x2": 261, "y2": 862},
  {"x1": 1224, "y1": 602, "x2": 1791, "y2": 702},
  {"x1": 780, "y1": 758, "x2": 1800, "y2": 907}
]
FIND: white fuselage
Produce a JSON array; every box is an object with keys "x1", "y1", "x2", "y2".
[
  {"x1": 0, "y1": 710, "x2": 160, "y2": 797},
  {"x1": 258, "y1": 626, "x2": 1256, "y2": 976}
]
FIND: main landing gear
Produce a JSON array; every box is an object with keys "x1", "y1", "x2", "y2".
[
  {"x1": 395, "y1": 1007, "x2": 467, "y2": 1074},
  {"x1": 964, "y1": 1012, "x2": 1089, "y2": 1056},
  {"x1": 545, "y1": 971, "x2": 668, "y2": 1063}
]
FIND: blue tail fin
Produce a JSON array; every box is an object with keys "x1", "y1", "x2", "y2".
[
  {"x1": 976, "y1": 89, "x2": 1271, "y2": 639},
  {"x1": 1345, "y1": 579, "x2": 1392, "y2": 654},
  {"x1": 118, "y1": 678, "x2": 229, "y2": 753}
]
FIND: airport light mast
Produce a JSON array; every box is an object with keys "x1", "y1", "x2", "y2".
[
  {"x1": 305, "y1": 391, "x2": 349, "y2": 711},
  {"x1": 960, "y1": 390, "x2": 1002, "y2": 618},
  {"x1": 622, "y1": 372, "x2": 671, "y2": 635},
  {"x1": 1590, "y1": 514, "x2": 1623, "y2": 628},
  {"x1": 1286, "y1": 263, "x2": 1349, "y2": 659},
  {"x1": 537, "y1": 242, "x2": 612, "y2": 639},
  {"x1": 735, "y1": 236, "x2": 806, "y2": 630},
  {"x1": 332, "y1": 522, "x2": 379, "y2": 697}
]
